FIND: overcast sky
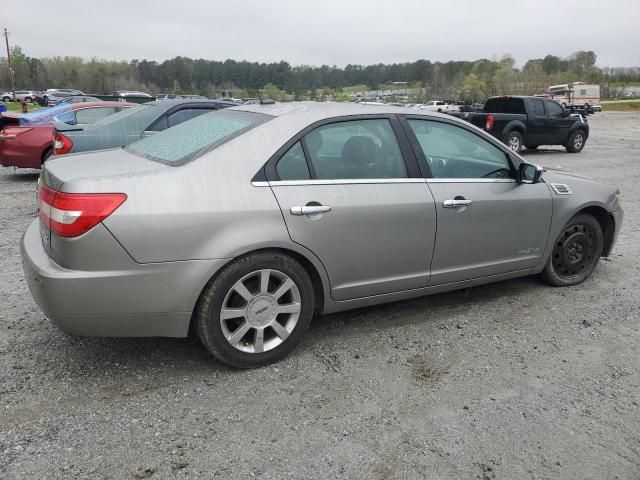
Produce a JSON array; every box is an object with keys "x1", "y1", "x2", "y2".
[{"x1": 3, "y1": 0, "x2": 639, "y2": 68}]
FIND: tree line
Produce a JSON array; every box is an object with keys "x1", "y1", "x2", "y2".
[{"x1": 1, "y1": 47, "x2": 638, "y2": 101}]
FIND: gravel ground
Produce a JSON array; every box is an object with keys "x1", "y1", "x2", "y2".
[{"x1": 1, "y1": 112, "x2": 639, "y2": 480}]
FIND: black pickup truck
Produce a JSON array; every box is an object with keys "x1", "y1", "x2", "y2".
[{"x1": 455, "y1": 96, "x2": 589, "y2": 153}]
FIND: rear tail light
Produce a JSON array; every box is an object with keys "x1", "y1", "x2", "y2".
[
  {"x1": 39, "y1": 185, "x2": 126, "y2": 237},
  {"x1": 485, "y1": 115, "x2": 494, "y2": 131},
  {"x1": 53, "y1": 133, "x2": 73, "y2": 155},
  {"x1": 0, "y1": 126, "x2": 32, "y2": 139}
]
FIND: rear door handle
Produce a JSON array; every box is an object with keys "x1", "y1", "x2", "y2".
[
  {"x1": 290, "y1": 205, "x2": 332, "y2": 216},
  {"x1": 443, "y1": 199, "x2": 472, "y2": 208}
]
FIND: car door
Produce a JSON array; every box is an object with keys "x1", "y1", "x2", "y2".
[
  {"x1": 525, "y1": 98, "x2": 547, "y2": 146},
  {"x1": 545, "y1": 100, "x2": 574, "y2": 144},
  {"x1": 267, "y1": 117, "x2": 436, "y2": 301},
  {"x1": 402, "y1": 117, "x2": 552, "y2": 285}
]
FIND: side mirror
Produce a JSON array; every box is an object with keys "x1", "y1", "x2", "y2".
[
  {"x1": 563, "y1": 109, "x2": 571, "y2": 117},
  {"x1": 519, "y1": 163, "x2": 543, "y2": 184}
]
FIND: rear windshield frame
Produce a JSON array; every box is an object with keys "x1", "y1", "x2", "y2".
[{"x1": 125, "y1": 109, "x2": 273, "y2": 166}]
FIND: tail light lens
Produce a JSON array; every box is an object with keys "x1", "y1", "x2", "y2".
[
  {"x1": 485, "y1": 115, "x2": 494, "y2": 131},
  {"x1": 39, "y1": 185, "x2": 126, "y2": 237},
  {"x1": 0, "y1": 127, "x2": 32, "y2": 139},
  {"x1": 53, "y1": 133, "x2": 73, "y2": 155}
]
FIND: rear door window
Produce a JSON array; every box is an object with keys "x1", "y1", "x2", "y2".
[
  {"x1": 301, "y1": 119, "x2": 407, "y2": 180},
  {"x1": 531, "y1": 99, "x2": 545, "y2": 116},
  {"x1": 276, "y1": 142, "x2": 310, "y2": 180}
]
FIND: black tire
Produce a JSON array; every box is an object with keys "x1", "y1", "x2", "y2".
[
  {"x1": 195, "y1": 252, "x2": 314, "y2": 368},
  {"x1": 505, "y1": 131, "x2": 523, "y2": 152},
  {"x1": 42, "y1": 148, "x2": 53, "y2": 164},
  {"x1": 525, "y1": 144, "x2": 539, "y2": 150},
  {"x1": 566, "y1": 129, "x2": 587, "y2": 153},
  {"x1": 437, "y1": 108, "x2": 443, "y2": 113},
  {"x1": 25, "y1": 97, "x2": 32, "y2": 103},
  {"x1": 2, "y1": 96, "x2": 10, "y2": 102},
  {"x1": 541, "y1": 214, "x2": 603, "y2": 287}
]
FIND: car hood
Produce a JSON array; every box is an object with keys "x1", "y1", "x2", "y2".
[
  {"x1": 542, "y1": 166, "x2": 594, "y2": 181},
  {"x1": 42, "y1": 148, "x2": 168, "y2": 192}
]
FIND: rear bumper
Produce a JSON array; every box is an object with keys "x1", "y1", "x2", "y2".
[{"x1": 21, "y1": 220, "x2": 229, "y2": 337}]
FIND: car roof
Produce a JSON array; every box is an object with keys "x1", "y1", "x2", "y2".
[
  {"x1": 231, "y1": 101, "x2": 452, "y2": 123},
  {"x1": 70, "y1": 101, "x2": 136, "y2": 109}
]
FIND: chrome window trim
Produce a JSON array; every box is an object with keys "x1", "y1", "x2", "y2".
[
  {"x1": 426, "y1": 178, "x2": 517, "y2": 183},
  {"x1": 253, "y1": 178, "x2": 516, "y2": 187},
  {"x1": 255, "y1": 178, "x2": 427, "y2": 187}
]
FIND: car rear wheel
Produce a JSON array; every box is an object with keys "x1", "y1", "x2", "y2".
[
  {"x1": 566, "y1": 130, "x2": 586, "y2": 153},
  {"x1": 25, "y1": 97, "x2": 32, "y2": 103},
  {"x1": 505, "y1": 131, "x2": 523, "y2": 152},
  {"x1": 195, "y1": 252, "x2": 314, "y2": 368},
  {"x1": 2, "y1": 96, "x2": 10, "y2": 102},
  {"x1": 541, "y1": 214, "x2": 603, "y2": 287}
]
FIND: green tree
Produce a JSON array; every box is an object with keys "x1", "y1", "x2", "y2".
[{"x1": 461, "y1": 73, "x2": 487, "y2": 101}]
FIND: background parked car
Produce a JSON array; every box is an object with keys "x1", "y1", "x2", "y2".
[
  {"x1": 113, "y1": 90, "x2": 153, "y2": 98},
  {"x1": 0, "y1": 101, "x2": 133, "y2": 169},
  {"x1": 2, "y1": 90, "x2": 37, "y2": 103},
  {"x1": 58, "y1": 95, "x2": 103, "y2": 104},
  {"x1": 52, "y1": 99, "x2": 238, "y2": 156},
  {"x1": 458, "y1": 103, "x2": 485, "y2": 112},
  {"x1": 34, "y1": 89, "x2": 86, "y2": 106}
]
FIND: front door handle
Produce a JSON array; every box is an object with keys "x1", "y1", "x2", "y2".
[
  {"x1": 443, "y1": 199, "x2": 473, "y2": 208},
  {"x1": 290, "y1": 205, "x2": 332, "y2": 216}
]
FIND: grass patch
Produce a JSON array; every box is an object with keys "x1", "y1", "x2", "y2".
[
  {"x1": 602, "y1": 102, "x2": 640, "y2": 111},
  {"x1": 0, "y1": 102, "x2": 40, "y2": 112}
]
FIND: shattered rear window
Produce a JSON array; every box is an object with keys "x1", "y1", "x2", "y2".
[{"x1": 125, "y1": 110, "x2": 272, "y2": 165}]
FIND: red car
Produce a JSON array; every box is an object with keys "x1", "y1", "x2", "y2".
[{"x1": 0, "y1": 101, "x2": 134, "y2": 169}]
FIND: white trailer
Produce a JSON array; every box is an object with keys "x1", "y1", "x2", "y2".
[{"x1": 548, "y1": 82, "x2": 600, "y2": 108}]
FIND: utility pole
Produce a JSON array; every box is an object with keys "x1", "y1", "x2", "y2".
[{"x1": 3, "y1": 28, "x2": 16, "y2": 102}]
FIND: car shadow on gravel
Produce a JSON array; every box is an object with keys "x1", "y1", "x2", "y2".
[
  {"x1": 24, "y1": 275, "x2": 543, "y2": 376},
  {"x1": 309, "y1": 275, "x2": 542, "y2": 337},
  {"x1": 1, "y1": 171, "x2": 39, "y2": 181}
]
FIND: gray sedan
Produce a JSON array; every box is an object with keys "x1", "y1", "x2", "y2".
[{"x1": 22, "y1": 103, "x2": 623, "y2": 368}]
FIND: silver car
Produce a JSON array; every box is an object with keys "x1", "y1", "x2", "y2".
[
  {"x1": 22, "y1": 103, "x2": 623, "y2": 368},
  {"x1": 2, "y1": 90, "x2": 37, "y2": 102}
]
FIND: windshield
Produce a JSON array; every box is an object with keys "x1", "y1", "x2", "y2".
[{"x1": 126, "y1": 109, "x2": 272, "y2": 165}]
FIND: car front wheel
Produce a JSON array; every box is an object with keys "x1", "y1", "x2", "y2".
[
  {"x1": 195, "y1": 252, "x2": 314, "y2": 368},
  {"x1": 2, "y1": 96, "x2": 10, "y2": 102},
  {"x1": 541, "y1": 214, "x2": 603, "y2": 286}
]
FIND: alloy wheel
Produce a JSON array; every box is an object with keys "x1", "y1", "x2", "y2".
[{"x1": 219, "y1": 269, "x2": 301, "y2": 354}]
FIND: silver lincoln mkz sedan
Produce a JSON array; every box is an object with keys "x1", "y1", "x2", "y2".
[{"x1": 22, "y1": 102, "x2": 623, "y2": 368}]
